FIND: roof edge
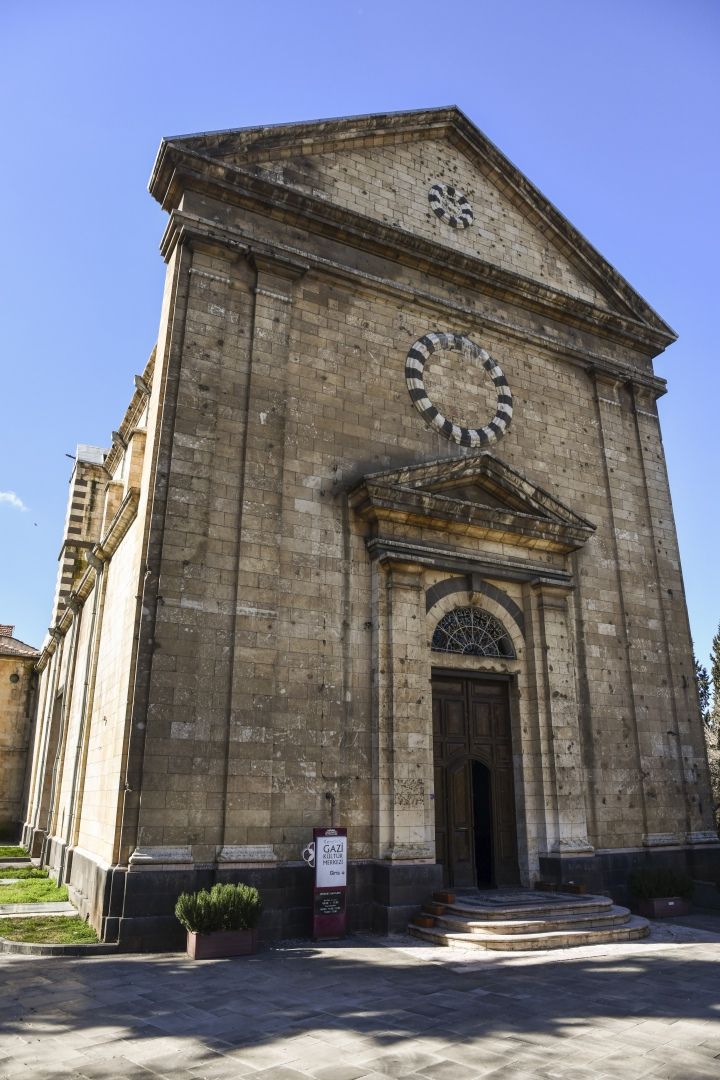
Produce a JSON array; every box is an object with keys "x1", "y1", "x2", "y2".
[{"x1": 148, "y1": 105, "x2": 676, "y2": 343}]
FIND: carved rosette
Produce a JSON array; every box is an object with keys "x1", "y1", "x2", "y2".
[{"x1": 428, "y1": 183, "x2": 473, "y2": 228}]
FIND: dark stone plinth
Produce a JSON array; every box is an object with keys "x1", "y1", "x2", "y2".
[
  {"x1": 539, "y1": 844, "x2": 720, "y2": 906},
  {"x1": 116, "y1": 862, "x2": 315, "y2": 950},
  {"x1": 66, "y1": 854, "x2": 443, "y2": 950}
]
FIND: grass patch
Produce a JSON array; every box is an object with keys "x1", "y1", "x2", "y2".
[
  {"x1": 0, "y1": 846, "x2": 28, "y2": 859},
  {"x1": 0, "y1": 878, "x2": 68, "y2": 904},
  {"x1": 0, "y1": 867, "x2": 48, "y2": 880},
  {"x1": 0, "y1": 916, "x2": 98, "y2": 944}
]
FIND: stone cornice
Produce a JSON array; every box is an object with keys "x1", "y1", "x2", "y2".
[
  {"x1": 249, "y1": 250, "x2": 309, "y2": 281},
  {"x1": 351, "y1": 454, "x2": 595, "y2": 556},
  {"x1": 366, "y1": 536, "x2": 573, "y2": 586},
  {"x1": 355, "y1": 483, "x2": 592, "y2": 553},
  {"x1": 36, "y1": 489, "x2": 140, "y2": 672},
  {"x1": 103, "y1": 349, "x2": 155, "y2": 477},
  {"x1": 150, "y1": 106, "x2": 674, "y2": 345},
  {"x1": 160, "y1": 210, "x2": 668, "y2": 397},
  {"x1": 359, "y1": 454, "x2": 596, "y2": 529},
  {"x1": 96, "y1": 489, "x2": 140, "y2": 560}
]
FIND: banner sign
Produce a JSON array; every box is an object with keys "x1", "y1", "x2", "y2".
[
  {"x1": 315, "y1": 832, "x2": 347, "y2": 887},
  {"x1": 312, "y1": 827, "x2": 347, "y2": 938}
]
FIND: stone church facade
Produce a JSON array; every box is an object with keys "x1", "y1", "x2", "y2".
[{"x1": 22, "y1": 108, "x2": 719, "y2": 946}]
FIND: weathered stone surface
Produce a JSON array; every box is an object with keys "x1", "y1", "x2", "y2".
[
  {"x1": 19, "y1": 107, "x2": 719, "y2": 945},
  {"x1": 0, "y1": 627, "x2": 39, "y2": 837}
]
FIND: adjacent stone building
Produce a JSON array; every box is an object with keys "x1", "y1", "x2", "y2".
[
  {"x1": 22, "y1": 107, "x2": 719, "y2": 947},
  {"x1": 0, "y1": 625, "x2": 39, "y2": 838}
]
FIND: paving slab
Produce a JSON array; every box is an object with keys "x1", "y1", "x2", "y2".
[
  {"x1": 0, "y1": 922, "x2": 719, "y2": 1079},
  {"x1": 0, "y1": 901, "x2": 76, "y2": 917}
]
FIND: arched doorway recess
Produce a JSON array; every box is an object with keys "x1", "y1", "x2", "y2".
[{"x1": 431, "y1": 607, "x2": 520, "y2": 888}]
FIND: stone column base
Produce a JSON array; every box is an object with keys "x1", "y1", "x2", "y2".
[
  {"x1": 643, "y1": 832, "x2": 683, "y2": 847},
  {"x1": 21, "y1": 824, "x2": 46, "y2": 858},
  {"x1": 550, "y1": 837, "x2": 595, "y2": 856},
  {"x1": 686, "y1": 831, "x2": 719, "y2": 845}
]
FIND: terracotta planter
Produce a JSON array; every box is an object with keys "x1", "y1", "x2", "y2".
[
  {"x1": 636, "y1": 897, "x2": 689, "y2": 919},
  {"x1": 186, "y1": 928, "x2": 258, "y2": 959},
  {"x1": 425, "y1": 902, "x2": 446, "y2": 916},
  {"x1": 433, "y1": 891, "x2": 455, "y2": 905},
  {"x1": 412, "y1": 915, "x2": 436, "y2": 928}
]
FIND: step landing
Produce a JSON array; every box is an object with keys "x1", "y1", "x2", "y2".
[{"x1": 409, "y1": 888, "x2": 650, "y2": 951}]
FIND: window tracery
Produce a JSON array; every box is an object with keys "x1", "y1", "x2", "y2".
[{"x1": 431, "y1": 607, "x2": 515, "y2": 658}]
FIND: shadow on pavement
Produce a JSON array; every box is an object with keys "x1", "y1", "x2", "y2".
[{"x1": 1, "y1": 933, "x2": 719, "y2": 1073}]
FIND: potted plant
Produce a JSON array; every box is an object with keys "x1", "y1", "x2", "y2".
[
  {"x1": 411, "y1": 913, "x2": 436, "y2": 929},
  {"x1": 628, "y1": 867, "x2": 693, "y2": 918},
  {"x1": 175, "y1": 882, "x2": 262, "y2": 959}
]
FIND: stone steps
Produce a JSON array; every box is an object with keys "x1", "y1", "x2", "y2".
[
  {"x1": 437, "y1": 896, "x2": 613, "y2": 921},
  {"x1": 409, "y1": 888, "x2": 650, "y2": 951},
  {"x1": 436, "y1": 904, "x2": 634, "y2": 936}
]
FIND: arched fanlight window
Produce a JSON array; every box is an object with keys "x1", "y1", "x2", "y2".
[{"x1": 432, "y1": 607, "x2": 515, "y2": 658}]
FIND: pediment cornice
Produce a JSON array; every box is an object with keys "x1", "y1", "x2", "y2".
[
  {"x1": 349, "y1": 453, "x2": 595, "y2": 555},
  {"x1": 149, "y1": 109, "x2": 676, "y2": 355}
]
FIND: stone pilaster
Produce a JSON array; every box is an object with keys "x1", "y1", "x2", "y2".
[
  {"x1": 222, "y1": 252, "x2": 307, "y2": 860},
  {"x1": 593, "y1": 372, "x2": 685, "y2": 846},
  {"x1": 530, "y1": 579, "x2": 593, "y2": 856},
  {"x1": 631, "y1": 384, "x2": 716, "y2": 843},
  {"x1": 128, "y1": 242, "x2": 256, "y2": 864},
  {"x1": 373, "y1": 562, "x2": 434, "y2": 863}
]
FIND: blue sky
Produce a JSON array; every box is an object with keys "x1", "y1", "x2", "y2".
[{"x1": 1, "y1": 0, "x2": 718, "y2": 670}]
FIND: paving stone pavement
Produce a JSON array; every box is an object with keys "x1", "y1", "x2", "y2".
[
  {"x1": 0, "y1": 920, "x2": 719, "y2": 1080},
  {"x1": 0, "y1": 902, "x2": 77, "y2": 918}
]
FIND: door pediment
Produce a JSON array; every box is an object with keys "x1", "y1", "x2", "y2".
[{"x1": 349, "y1": 453, "x2": 595, "y2": 554}]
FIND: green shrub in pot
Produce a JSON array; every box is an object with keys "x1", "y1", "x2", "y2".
[
  {"x1": 175, "y1": 883, "x2": 262, "y2": 935},
  {"x1": 627, "y1": 867, "x2": 692, "y2": 900}
]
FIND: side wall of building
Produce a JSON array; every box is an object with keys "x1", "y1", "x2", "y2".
[{"x1": 22, "y1": 379, "x2": 154, "y2": 935}]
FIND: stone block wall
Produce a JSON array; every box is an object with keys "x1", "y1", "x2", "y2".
[
  {"x1": 20, "y1": 108, "x2": 718, "y2": 946},
  {"x1": 0, "y1": 646, "x2": 38, "y2": 838}
]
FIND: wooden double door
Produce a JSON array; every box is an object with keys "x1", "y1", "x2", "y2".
[{"x1": 432, "y1": 673, "x2": 520, "y2": 888}]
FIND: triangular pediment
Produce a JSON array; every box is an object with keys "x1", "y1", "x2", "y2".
[
  {"x1": 151, "y1": 107, "x2": 675, "y2": 346},
  {"x1": 242, "y1": 139, "x2": 611, "y2": 312},
  {"x1": 349, "y1": 453, "x2": 595, "y2": 554}
]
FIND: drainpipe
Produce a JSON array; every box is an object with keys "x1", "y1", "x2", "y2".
[{"x1": 60, "y1": 552, "x2": 108, "y2": 885}]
